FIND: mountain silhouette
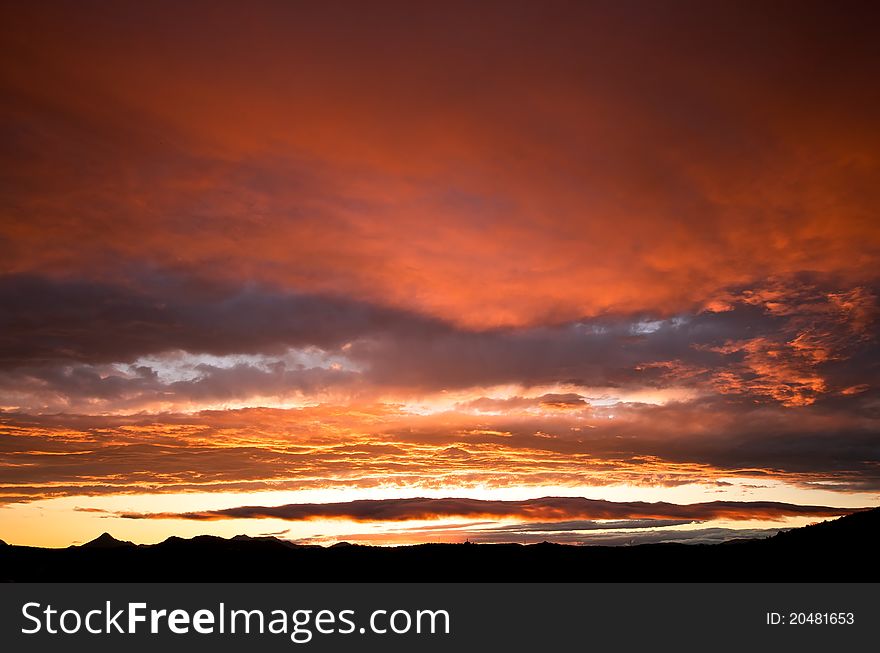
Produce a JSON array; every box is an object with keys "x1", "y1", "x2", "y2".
[
  {"x1": 1, "y1": 508, "x2": 877, "y2": 582},
  {"x1": 79, "y1": 532, "x2": 135, "y2": 549}
]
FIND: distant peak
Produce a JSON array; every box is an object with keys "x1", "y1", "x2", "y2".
[{"x1": 80, "y1": 532, "x2": 134, "y2": 548}]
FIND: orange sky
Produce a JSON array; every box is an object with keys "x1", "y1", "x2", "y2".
[{"x1": 1, "y1": 1, "x2": 878, "y2": 546}]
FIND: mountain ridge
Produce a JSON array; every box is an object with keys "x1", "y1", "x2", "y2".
[{"x1": 2, "y1": 507, "x2": 877, "y2": 582}]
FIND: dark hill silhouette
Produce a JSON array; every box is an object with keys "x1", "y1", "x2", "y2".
[
  {"x1": 79, "y1": 532, "x2": 135, "y2": 549},
  {"x1": 1, "y1": 508, "x2": 877, "y2": 582}
]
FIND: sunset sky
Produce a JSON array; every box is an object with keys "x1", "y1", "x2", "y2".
[{"x1": 1, "y1": 1, "x2": 879, "y2": 548}]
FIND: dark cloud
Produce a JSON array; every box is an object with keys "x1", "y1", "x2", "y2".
[
  {"x1": 1, "y1": 272, "x2": 875, "y2": 412},
  {"x1": 0, "y1": 273, "x2": 442, "y2": 368},
  {"x1": 115, "y1": 496, "x2": 859, "y2": 523},
  {"x1": 350, "y1": 275, "x2": 879, "y2": 400},
  {"x1": 0, "y1": 359, "x2": 357, "y2": 413}
]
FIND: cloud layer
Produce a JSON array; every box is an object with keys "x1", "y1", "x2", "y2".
[
  {"x1": 3, "y1": 2, "x2": 879, "y2": 328},
  {"x1": 1, "y1": 272, "x2": 876, "y2": 413}
]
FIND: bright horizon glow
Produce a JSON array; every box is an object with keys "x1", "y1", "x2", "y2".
[{"x1": 2, "y1": 478, "x2": 875, "y2": 548}]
